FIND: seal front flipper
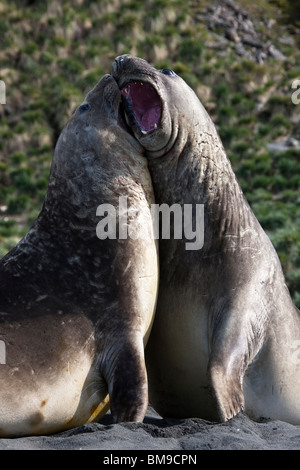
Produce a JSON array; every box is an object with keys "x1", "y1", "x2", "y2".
[
  {"x1": 105, "y1": 339, "x2": 148, "y2": 423},
  {"x1": 207, "y1": 314, "x2": 251, "y2": 421},
  {"x1": 208, "y1": 359, "x2": 245, "y2": 422}
]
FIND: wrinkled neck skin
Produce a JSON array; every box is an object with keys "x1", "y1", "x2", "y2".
[
  {"x1": 16, "y1": 122, "x2": 110, "y2": 253},
  {"x1": 146, "y1": 89, "x2": 284, "y2": 293},
  {"x1": 42, "y1": 124, "x2": 112, "y2": 245},
  {"x1": 148, "y1": 96, "x2": 253, "y2": 249}
]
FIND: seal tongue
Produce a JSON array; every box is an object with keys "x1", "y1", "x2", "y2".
[{"x1": 121, "y1": 82, "x2": 161, "y2": 133}]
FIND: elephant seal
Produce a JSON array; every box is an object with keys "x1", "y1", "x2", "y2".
[
  {"x1": 0, "y1": 74, "x2": 158, "y2": 437},
  {"x1": 112, "y1": 55, "x2": 300, "y2": 424}
]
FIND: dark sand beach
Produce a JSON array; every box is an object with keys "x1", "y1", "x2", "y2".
[{"x1": 0, "y1": 407, "x2": 299, "y2": 451}]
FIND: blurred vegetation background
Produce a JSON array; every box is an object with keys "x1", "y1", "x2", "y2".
[{"x1": 0, "y1": 0, "x2": 299, "y2": 307}]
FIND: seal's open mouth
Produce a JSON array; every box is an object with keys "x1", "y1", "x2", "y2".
[{"x1": 119, "y1": 82, "x2": 161, "y2": 136}]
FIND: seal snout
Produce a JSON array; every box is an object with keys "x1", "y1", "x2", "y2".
[{"x1": 112, "y1": 54, "x2": 131, "y2": 76}]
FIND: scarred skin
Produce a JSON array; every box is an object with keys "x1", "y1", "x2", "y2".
[
  {"x1": 0, "y1": 75, "x2": 158, "y2": 437},
  {"x1": 112, "y1": 55, "x2": 300, "y2": 424}
]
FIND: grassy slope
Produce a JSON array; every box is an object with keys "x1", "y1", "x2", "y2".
[{"x1": 0, "y1": 0, "x2": 299, "y2": 306}]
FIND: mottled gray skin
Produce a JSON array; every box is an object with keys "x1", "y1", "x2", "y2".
[
  {"x1": 0, "y1": 74, "x2": 158, "y2": 437},
  {"x1": 113, "y1": 55, "x2": 300, "y2": 424}
]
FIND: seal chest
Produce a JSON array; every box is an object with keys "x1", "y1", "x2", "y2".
[{"x1": 112, "y1": 55, "x2": 300, "y2": 425}]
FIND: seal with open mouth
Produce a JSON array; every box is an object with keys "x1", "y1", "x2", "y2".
[
  {"x1": 112, "y1": 54, "x2": 300, "y2": 424},
  {"x1": 0, "y1": 74, "x2": 158, "y2": 437}
]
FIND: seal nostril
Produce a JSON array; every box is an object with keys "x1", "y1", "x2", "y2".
[{"x1": 113, "y1": 56, "x2": 125, "y2": 75}]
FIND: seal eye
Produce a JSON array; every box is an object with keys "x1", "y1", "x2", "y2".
[
  {"x1": 160, "y1": 69, "x2": 176, "y2": 77},
  {"x1": 79, "y1": 103, "x2": 91, "y2": 114}
]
